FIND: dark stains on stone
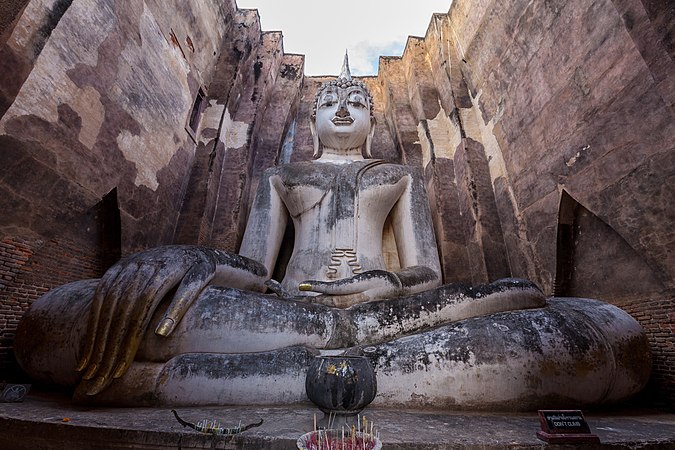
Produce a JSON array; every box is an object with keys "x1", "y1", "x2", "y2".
[
  {"x1": 60, "y1": 23, "x2": 190, "y2": 245},
  {"x1": 56, "y1": 103, "x2": 82, "y2": 137},
  {"x1": 0, "y1": 46, "x2": 32, "y2": 117},
  {"x1": 450, "y1": 107, "x2": 467, "y2": 138},
  {"x1": 232, "y1": 46, "x2": 243, "y2": 61},
  {"x1": 280, "y1": 63, "x2": 300, "y2": 80},
  {"x1": 0, "y1": 113, "x2": 103, "y2": 237},
  {"x1": 185, "y1": 35, "x2": 194, "y2": 53},
  {"x1": 546, "y1": 308, "x2": 596, "y2": 357},
  {"x1": 614, "y1": 334, "x2": 652, "y2": 386},
  {"x1": 168, "y1": 29, "x2": 185, "y2": 59},
  {"x1": 573, "y1": 67, "x2": 591, "y2": 96},
  {"x1": 253, "y1": 59, "x2": 263, "y2": 82},
  {"x1": 419, "y1": 119, "x2": 435, "y2": 161},
  {"x1": 327, "y1": 308, "x2": 357, "y2": 349},
  {"x1": 468, "y1": 179, "x2": 479, "y2": 214},
  {"x1": 363, "y1": 294, "x2": 631, "y2": 380},
  {"x1": 396, "y1": 265, "x2": 439, "y2": 288},
  {"x1": 32, "y1": 0, "x2": 74, "y2": 58},
  {"x1": 134, "y1": 391, "x2": 160, "y2": 406},
  {"x1": 194, "y1": 286, "x2": 332, "y2": 340},
  {"x1": 167, "y1": 346, "x2": 318, "y2": 380},
  {"x1": 347, "y1": 279, "x2": 545, "y2": 349},
  {"x1": 250, "y1": 59, "x2": 264, "y2": 102},
  {"x1": 126, "y1": 91, "x2": 147, "y2": 109}
]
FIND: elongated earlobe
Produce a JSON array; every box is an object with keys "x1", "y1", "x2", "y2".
[
  {"x1": 310, "y1": 119, "x2": 321, "y2": 158},
  {"x1": 363, "y1": 118, "x2": 375, "y2": 158}
]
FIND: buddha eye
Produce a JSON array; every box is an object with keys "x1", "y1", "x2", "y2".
[
  {"x1": 320, "y1": 96, "x2": 336, "y2": 107},
  {"x1": 347, "y1": 94, "x2": 366, "y2": 108}
]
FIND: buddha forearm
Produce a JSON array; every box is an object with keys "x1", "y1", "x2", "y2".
[
  {"x1": 319, "y1": 279, "x2": 545, "y2": 349},
  {"x1": 394, "y1": 265, "x2": 441, "y2": 295}
]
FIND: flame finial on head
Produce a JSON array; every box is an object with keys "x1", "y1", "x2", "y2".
[{"x1": 339, "y1": 50, "x2": 352, "y2": 82}]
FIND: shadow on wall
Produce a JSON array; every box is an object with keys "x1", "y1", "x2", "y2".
[
  {"x1": 95, "y1": 188, "x2": 122, "y2": 274},
  {"x1": 554, "y1": 190, "x2": 665, "y2": 301}
]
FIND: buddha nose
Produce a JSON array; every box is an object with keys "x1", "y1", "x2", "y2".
[{"x1": 335, "y1": 99, "x2": 350, "y2": 118}]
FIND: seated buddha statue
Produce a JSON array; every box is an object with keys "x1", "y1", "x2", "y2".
[{"x1": 14, "y1": 56, "x2": 650, "y2": 410}]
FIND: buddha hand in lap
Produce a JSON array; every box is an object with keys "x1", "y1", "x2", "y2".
[{"x1": 14, "y1": 56, "x2": 650, "y2": 410}]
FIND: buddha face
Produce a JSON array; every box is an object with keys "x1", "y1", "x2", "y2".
[{"x1": 314, "y1": 85, "x2": 372, "y2": 151}]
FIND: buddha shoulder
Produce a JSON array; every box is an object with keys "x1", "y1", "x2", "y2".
[
  {"x1": 359, "y1": 162, "x2": 413, "y2": 188},
  {"x1": 262, "y1": 161, "x2": 337, "y2": 190}
]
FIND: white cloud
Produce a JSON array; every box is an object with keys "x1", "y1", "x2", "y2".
[
  {"x1": 236, "y1": 0, "x2": 453, "y2": 75},
  {"x1": 349, "y1": 40, "x2": 406, "y2": 75}
]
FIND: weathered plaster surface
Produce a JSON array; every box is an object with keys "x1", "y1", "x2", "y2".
[
  {"x1": 417, "y1": 100, "x2": 460, "y2": 168},
  {"x1": 112, "y1": 3, "x2": 192, "y2": 191},
  {"x1": 219, "y1": 107, "x2": 248, "y2": 150},
  {"x1": 1, "y1": 0, "x2": 111, "y2": 133}
]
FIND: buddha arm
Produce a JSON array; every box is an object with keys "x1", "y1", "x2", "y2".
[
  {"x1": 389, "y1": 169, "x2": 442, "y2": 294},
  {"x1": 238, "y1": 168, "x2": 288, "y2": 279}
]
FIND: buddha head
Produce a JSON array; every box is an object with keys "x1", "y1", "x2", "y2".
[{"x1": 311, "y1": 53, "x2": 375, "y2": 158}]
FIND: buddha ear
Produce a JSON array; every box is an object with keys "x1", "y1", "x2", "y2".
[
  {"x1": 310, "y1": 117, "x2": 321, "y2": 158},
  {"x1": 363, "y1": 118, "x2": 375, "y2": 158}
]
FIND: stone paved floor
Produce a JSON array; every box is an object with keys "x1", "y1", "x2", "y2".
[{"x1": 0, "y1": 390, "x2": 673, "y2": 449}]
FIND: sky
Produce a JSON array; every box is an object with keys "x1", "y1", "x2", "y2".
[{"x1": 235, "y1": 1, "x2": 453, "y2": 76}]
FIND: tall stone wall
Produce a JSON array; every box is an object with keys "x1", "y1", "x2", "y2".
[
  {"x1": 376, "y1": 0, "x2": 673, "y2": 405},
  {"x1": 1, "y1": 0, "x2": 672, "y2": 407}
]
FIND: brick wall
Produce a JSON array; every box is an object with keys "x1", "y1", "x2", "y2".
[
  {"x1": 615, "y1": 296, "x2": 675, "y2": 407},
  {"x1": 0, "y1": 237, "x2": 101, "y2": 379}
]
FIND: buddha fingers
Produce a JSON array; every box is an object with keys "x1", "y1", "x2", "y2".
[
  {"x1": 92, "y1": 263, "x2": 167, "y2": 392},
  {"x1": 155, "y1": 250, "x2": 216, "y2": 337},
  {"x1": 76, "y1": 262, "x2": 126, "y2": 372},
  {"x1": 111, "y1": 265, "x2": 190, "y2": 381},
  {"x1": 81, "y1": 262, "x2": 140, "y2": 381},
  {"x1": 76, "y1": 247, "x2": 236, "y2": 395},
  {"x1": 83, "y1": 263, "x2": 158, "y2": 394}
]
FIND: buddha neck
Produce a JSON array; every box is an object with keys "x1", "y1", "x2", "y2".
[{"x1": 316, "y1": 147, "x2": 365, "y2": 164}]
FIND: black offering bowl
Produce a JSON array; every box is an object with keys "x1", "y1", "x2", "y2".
[{"x1": 305, "y1": 355, "x2": 377, "y2": 426}]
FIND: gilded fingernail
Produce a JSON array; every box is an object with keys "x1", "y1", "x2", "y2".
[
  {"x1": 82, "y1": 363, "x2": 98, "y2": 380},
  {"x1": 298, "y1": 283, "x2": 312, "y2": 291},
  {"x1": 113, "y1": 362, "x2": 127, "y2": 379},
  {"x1": 75, "y1": 357, "x2": 89, "y2": 372},
  {"x1": 155, "y1": 317, "x2": 175, "y2": 337},
  {"x1": 86, "y1": 376, "x2": 107, "y2": 396}
]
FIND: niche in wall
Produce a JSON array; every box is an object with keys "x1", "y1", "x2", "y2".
[{"x1": 554, "y1": 190, "x2": 664, "y2": 301}]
